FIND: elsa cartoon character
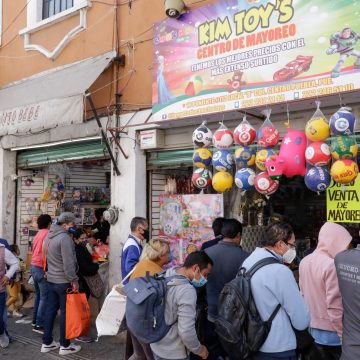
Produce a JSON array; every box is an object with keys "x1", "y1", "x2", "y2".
[{"x1": 157, "y1": 54, "x2": 173, "y2": 104}]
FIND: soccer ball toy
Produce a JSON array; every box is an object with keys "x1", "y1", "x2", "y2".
[
  {"x1": 305, "y1": 116, "x2": 330, "y2": 141},
  {"x1": 235, "y1": 147, "x2": 256, "y2": 168},
  {"x1": 254, "y1": 172, "x2": 279, "y2": 195},
  {"x1": 212, "y1": 150, "x2": 234, "y2": 171},
  {"x1": 193, "y1": 148, "x2": 212, "y2": 168},
  {"x1": 331, "y1": 136, "x2": 358, "y2": 160},
  {"x1": 235, "y1": 168, "x2": 255, "y2": 190},
  {"x1": 212, "y1": 171, "x2": 233, "y2": 192},
  {"x1": 329, "y1": 107, "x2": 356, "y2": 136},
  {"x1": 192, "y1": 124, "x2": 213, "y2": 147},
  {"x1": 257, "y1": 126, "x2": 280, "y2": 148},
  {"x1": 256, "y1": 149, "x2": 277, "y2": 171},
  {"x1": 304, "y1": 166, "x2": 331, "y2": 192},
  {"x1": 305, "y1": 141, "x2": 331, "y2": 166},
  {"x1": 234, "y1": 123, "x2": 256, "y2": 146},
  {"x1": 213, "y1": 126, "x2": 234, "y2": 149},
  {"x1": 192, "y1": 168, "x2": 212, "y2": 189},
  {"x1": 330, "y1": 159, "x2": 359, "y2": 184}
]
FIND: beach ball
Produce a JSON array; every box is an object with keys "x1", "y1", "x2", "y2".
[
  {"x1": 235, "y1": 168, "x2": 256, "y2": 190},
  {"x1": 212, "y1": 171, "x2": 234, "y2": 193},
  {"x1": 304, "y1": 166, "x2": 331, "y2": 192},
  {"x1": 184, "y1": 76, "x2": 203, "y2": 97},
  {"x1": 254, "y1": 172, "x2": 279, "y2": 195},
  {"x1": 193, "y1": 148, "x2": 212, "y2": 168},
  {"x1": 256, "y1": 149, "x2": 277, "y2": 171},
  {"x1": 305, "y1": 141, "x2": 331, "y2": 166},
  {"x1": 192, "y1": 168, "x2": 212, "y2": 189},
  {"x1": 192, "y1": 124, "x2": 213, "y2": 147},
  {"x1": 329, "y1": 107, "x2": 356, "y2": 136},
  {"x1": 213, "y1": 127, "x2": 234, "y2": 149},
  {"x1": 234, "y1": 123, "x2": 256, "y2": 146},
  {"x1": 331, "y1": 136, "x2": 358, "y2": 160},
  {"x1": 212, "y1": 150, "x2": 234, "y2": 171},
  {"x1": 330, "y1": 159, "x2": 359, "y2": 184},
  {"x1": 305, "y1": 117, "x2": 330, "y2": 141},
  {"x1": 235, "y1": 146, "x2": 256, "y2": 168},
  {"x1": 257, "y1": 126, "x2": 280, "y2": 148}
]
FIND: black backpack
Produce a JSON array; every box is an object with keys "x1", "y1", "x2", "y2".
[{"x1": 215, "y1": 257, "x2": 281, "y2": 360}]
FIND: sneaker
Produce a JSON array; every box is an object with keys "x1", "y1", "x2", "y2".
[
  {"x1": 32, "y1": 326, "x2": 44, "y2": 334},
  {"x1": 41, "y1": 341, "x2": 60, "y2": 353},
  {"x1": 32, "y1": 321, "x2": 36, "y2": 327},
  {"x1": 12, "y1": 310, "x2": 23, "y2": 318},
  {"x1": 75, "y1": 335, "x2": 93, "y2": 343},
  {"x1": 59, "y1": 343, "x2": 81, "y2": 355},
  {"x1": 0, "y1": 333, "x2": 9, "y2": 348}
]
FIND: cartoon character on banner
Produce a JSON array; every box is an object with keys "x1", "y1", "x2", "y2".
[
  {"x1": 265, "y1": 128, "x2": 307, "y2": 179},
  {"x1": 156, "y1": 53, "x2": 173, "y2": 104},
  {"x1": 227, "y1": 70, "x2": 246, "y2": 92}
]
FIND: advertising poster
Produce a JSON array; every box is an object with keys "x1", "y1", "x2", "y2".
[
  {"x1": 152, "y1": 0, "x2": 360, "y2": 121},
  {"x1": 159, "y1": 194, "x2": 224, "y2": 265}
]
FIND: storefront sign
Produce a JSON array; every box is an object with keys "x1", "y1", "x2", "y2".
[
  {"x1": 139, "y1": 129, "x2": 164, "y2": 149},
  {"x1": 327, "y1": 176, "x2": 360, "y2": 223},
  {"x1": 152, "y1": 0, "x2": 360, "y2": 122}
]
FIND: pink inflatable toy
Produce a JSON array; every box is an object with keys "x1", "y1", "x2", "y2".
[{"x1": 265, "y1": 128, "x2": 307, "y2": 179}]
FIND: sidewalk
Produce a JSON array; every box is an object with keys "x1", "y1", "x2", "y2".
[{"x1": 1, "y1": 309, "x2": 126, "y2": 359}]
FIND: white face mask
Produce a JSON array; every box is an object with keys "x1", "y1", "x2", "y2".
[{"x1": 283, "y1": 248, "x2": 296, "y2": 264}]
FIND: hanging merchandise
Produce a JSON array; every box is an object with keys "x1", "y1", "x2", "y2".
[
  {"x1": 265, "y1": 128, "x2": 307, "y2": 179},
  {"x1": 254, "y1": 172, "x2": 279, "y2": 195},
  {"x1": 212, "y1": 171, "x2": 233, "y2": 193},
  {"x1": 330, "y1": 159, "x2": 359, "y2": 184},
  {"x1": 235, "y1": 168, "x2": 256, "y2": 191},
  {"x1": 212, "y1": 150, "x2": 234, "y2": 172},
  {"x1": 330, "y1": 136, "x2": 358, "y2": 160},
  {"x1": 257, "y1": 109, "x2": 280, "y2": 148},
  {"x1": 305, "y1": 141, "x2": 331, "y2": 166},
  {"x1": 329, "y1": 107, "x2": 356, "y2": 136},
  {"x1": 192, "y1": 148, "x2": 212, "y2": 168},
  {"x1": 213, "y1": 123, "x2": 234, "y2": 149},
  {"x1": 192, "y1": 121, "x2": 213, "y2": 147},
  {"x1": 40, "y1": 180, "x2": 54, "y2": 202},
  {"x1": 304, "y1": 166, "x2": 331, "y2": 192},
  {"x1": 233, "y1": 115, "x2": 256, "y2": 146},
  {"x1": 255, "y1": 148, "x2": 277, "y2": 171},
  {"x1": 191, "y1": 168, "x2": 212, "y2": 189},
  {"x1": 305, "y1": 101, "x2": 330, "y2": 141},
  {"x1": 234, "y1": 146, "x2": 256, "y2": 168}
]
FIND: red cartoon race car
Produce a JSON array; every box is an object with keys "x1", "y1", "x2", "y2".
[{"x1": 273, "y1": 56, "x2": 313, "y2": 82}]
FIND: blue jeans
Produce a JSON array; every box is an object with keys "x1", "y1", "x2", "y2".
[
  {"x1": 43, "y1": 282, "x2": 71, "y2": 347},
  {"x1": 0, "y1": 292, "x2": 5, "y2": 335},
  {"x1": 31, "y1": 265, "x2": 48, "y2": 327},
  {"x1": 153, "y1": 355, "x2": 189, "y2": 360}
]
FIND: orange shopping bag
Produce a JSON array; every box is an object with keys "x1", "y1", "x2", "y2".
[{"x1": 65, "y1": 291, "x2": 91, "y2": 339}]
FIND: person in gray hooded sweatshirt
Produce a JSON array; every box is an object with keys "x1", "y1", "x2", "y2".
[
  {"x1": 151, "y1": 251, "x2": 213, "y2": 360},
  {"x1": 41, "y1": 212, "x2": 81, "y2": 356}
]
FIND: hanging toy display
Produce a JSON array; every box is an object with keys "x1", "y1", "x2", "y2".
[
  {"x1": 305, "y1": 101, "x2": 330, "y2": 141},
  {"x1": 234, "y1": 115, "x2": 256, "y2": 146},
  {"x1": 329, "y1": 107, "x2": 356, "y2": 136},
  {"x1": 304, "y1": 166, "x2": 331, "y2": 192},
  {"x1": 257, "y1": 109, "x2": 280, "y2": 148},
  {"x1": 40, "y1": 180, "x2": 54, "y2": 202},
  {"x1": 213, "y1": 123, "x2": 234, "y2": 149},
  {"x1": 330, "y1": 136, "x2": 358, "y2": 160},
  {"x1": 192, "y1": 148, "x2": 212, "y2": 168},
  {"x1": 235, "y1": 146, "x2": 256, "y2": 168},
  {"x1": 212, "y1": 150, "x2": 234, "y2": 172},
  {"x1": 330, "y1": 159, "x2": 359, "y2": 184},
  {"x1": 305, "y1": 141, "x2": 331, "y2": 166},
  {"x1": 254, "y1": 172, "x2": 279, "y2": 196},
  {"x1": 191, "y1": 168, "x2": 212, "y2": 189},
  {"x1": 192, "y1": 121, "x2": 213, "y2": 147},
  {"x1": 235, "y1": 168, "x2": 256, "y2": 191},
  {"x1": 255, "y1": 149, "x2": 277, "y2": 171},
  {"x1": 212, "y1": 171, "x2": 234, "y2": 193}
]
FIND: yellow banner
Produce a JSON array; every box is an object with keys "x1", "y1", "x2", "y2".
[{"x1": 327, "y1": 176, "x2": 360, "y2": 223}]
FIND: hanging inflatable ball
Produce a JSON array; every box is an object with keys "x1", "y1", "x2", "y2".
[
  {"x1": 212, "y1": 171, "x2": 234, "y2": 193},
  {"x1": 192, "y1": 148, "x2": 212, "y2": 168},
  {"x1": 235, "y1": 168, "x2": 256, "y2": 190},
  {"x1": 330, "y1": 136, "x2": 358, "y2": 160},
  {"x1": 191, "y1": 168, "x2": 212, "y2": 189},
  {"x1": 234, "y1": 123, "x2": 256, "y2": 146},
  {"x1": 329, "y1": 107, "x2": 356, "y2": 136},
  {"x1": 330, "y1": 159, "x2": 359, "y2": 184},
  {"x1": 305, "y1": 141, "x2": 331, "y2": 166},
  {"x1": 255, "y1": 149, "x2": 277, "y2": 171},
  {"x1": 304, "y1": 166, "x2": 331, "y2": 192},
  {"x1": 212, "y1": 150, "x2": 234, "y2": 172},
  {"x1": 257, "y1": 126, "x2": 280, "y2": 148},
  {"x1": 213, "y1": 126, "x2": 234, "y2": 149},
  {"x1": 234, "y1": 147, "x2": 256, "y2": 168},
  {"x1": 305, "y1": 117, "x2": 330, "y2": 141},
  {"x1": 254, "y1": 172, "x2": 279, "y2": 195},
  {"x1": 192, "y1": 124, "x2": 213, "y2": 147}
]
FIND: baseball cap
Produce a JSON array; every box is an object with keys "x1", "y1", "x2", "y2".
[{"x1": 57, "y1": 212, "x2": 76, "y2": 224}]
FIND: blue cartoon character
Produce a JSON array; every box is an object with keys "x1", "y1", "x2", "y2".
[{"x1": 156, "y1": 53, "x2": 173, "y2": 104}]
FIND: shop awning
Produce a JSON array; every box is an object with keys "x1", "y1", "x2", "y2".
[{"x1": 0, "y1": 50, "x2": 115, "y2": 136}]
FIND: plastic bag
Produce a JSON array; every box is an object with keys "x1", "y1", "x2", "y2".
[
  {"x1": 257, "y1": 109, "x2": 280, "y2": 148},
  {"x1": 234, "y1": 115, "x2": 256, "y2": 146},
  {"x1": 213, "y1": 122, "x2": 234, "y2": 149},
  {"x1": 192, "y1": 121, "x2": 213, "y2": 148},
  {"x1": 305, "y1": 101, "x2": 330, "y2": 142},
  {"x1": 329, "y1": 106, "x2": 356, "y2": 136}
]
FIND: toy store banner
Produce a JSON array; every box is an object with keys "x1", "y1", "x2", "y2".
[
  {"x1": 159, "y1": 194, "x2": 223, "y2": 265},
  {"x1": 326, "y1": 176, "x2": 360, "y2": 223},
  {"x1": 152, "y1": 0, "x2": 360, "y2": 122}
]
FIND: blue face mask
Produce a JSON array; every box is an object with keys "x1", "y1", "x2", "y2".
[
  {"x1": 191, "y1": 269, "x2": 207, "y2": 288},
  {"x1": 68, "y1": 226, "x2": 77, "y2": 235}
]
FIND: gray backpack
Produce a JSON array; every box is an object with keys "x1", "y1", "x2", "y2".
[{"x1": 123, "y1": 272, "x2": 184, "y2": 344}]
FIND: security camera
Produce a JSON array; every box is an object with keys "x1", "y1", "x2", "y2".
[{"x1": 165, "y1": 0, "x2": 185, "y2": 19}]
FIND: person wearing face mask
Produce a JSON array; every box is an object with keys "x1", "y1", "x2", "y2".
[
  {"x1": 151, "y1": 251, "x2": 213, "y2": 360},
  {"x1": 299, "y1": 222, "x2": 352, "y2": 360},
  {"x1": 241, "y1": 221, "x2": 310, "y2": 360}
]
